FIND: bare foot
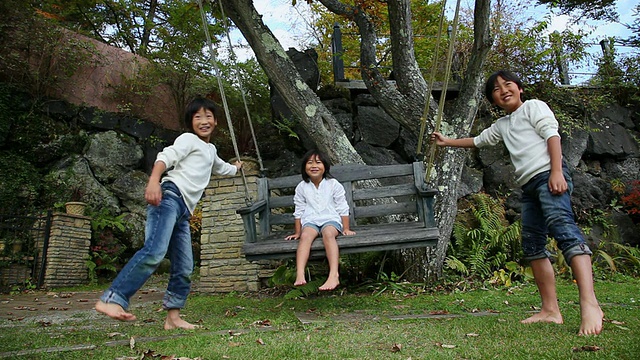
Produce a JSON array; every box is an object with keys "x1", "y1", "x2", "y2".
[
  {"x1": 319, "y1": 275, "x2": 339, "y2": 291},
  {"x1": 521, "y1": 310, "x2": 563, "y2": 325},
  {"x1": 164, "y1": 316, "x2": 198, "y2": 330},
  {"x1": 95, "y1": 301, "x2": 136, "y2": 321},
  {"x1": 578, "y1": 303, "x2": 604, "y2": 336},
  {"x1": 294, "y1": 277, "x2": 307, "y2": 286}
]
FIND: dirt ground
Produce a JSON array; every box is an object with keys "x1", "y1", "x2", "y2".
[{"x1": 0, "y1": 277, "x2": 169, "y2": 323}]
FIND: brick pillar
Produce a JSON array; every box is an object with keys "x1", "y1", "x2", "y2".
[
  {"x1": 199, "y1": 159, "x2": 264, "y2": 293},
  {"x1": 37, "y1": 213, "x2": 91, "y2": 288}
]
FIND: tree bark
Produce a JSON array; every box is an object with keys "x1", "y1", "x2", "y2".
[
  {"x1": 318, "y1": 0, "x2": 493, "y2": 281},
  {"x1": 221, "y1": 0, "x2": 364, "y2": 166},
  {"x1": 400, "y1": 0, "x2": 493, "y2": 281}
]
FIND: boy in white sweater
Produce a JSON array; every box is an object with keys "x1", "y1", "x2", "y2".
[
  {"x1": 96, "y1": 98, "x2": 241, "y2": 329},
  {"x1": 431, "y1": 70, "x2": 603, "y2": 335}
]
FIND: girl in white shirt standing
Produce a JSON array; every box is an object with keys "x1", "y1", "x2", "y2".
[
  {"x1": 96, "y1": 98, "x2": 242, "y2": 329},
  {"x1": 285, "y1": 149, "x2": 355, "y2": 291}
]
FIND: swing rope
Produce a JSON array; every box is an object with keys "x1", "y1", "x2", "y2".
[
  {"x1": 415, "y1": 0, "x2": 448, "y2": 158},
  {"x1": 416, "y1": 0, "x2": 462, "y2": 185},
  {"x1": 196, "y1": 0, "x2": 253, "y2": 205},
  {"x1": 215, "y1": 0, "x2": 266, "y2": 176}
]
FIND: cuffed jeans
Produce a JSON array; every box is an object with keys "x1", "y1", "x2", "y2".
[
  {"x1": 520, "y1": 165, "x2": 592, "y2": 265},
  {"x1": 100, "y1": 181, "x2": 193, "y2": 310}
]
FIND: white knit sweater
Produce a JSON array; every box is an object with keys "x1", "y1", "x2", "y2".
[
  {"x1": 473, "y1": 99, "x2": 561, "y2": 186},
  {"x1": 156, "y1": 133, "x2": 237, "y2": 214}
]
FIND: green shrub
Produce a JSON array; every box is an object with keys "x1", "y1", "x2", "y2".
[{"x1": 446, "y1": 192, "x2": 523, "y2": 283}]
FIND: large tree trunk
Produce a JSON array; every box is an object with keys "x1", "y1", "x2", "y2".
[
  {"x1": 401, "y1": 0, "x2": 493, "y2": 281},
  {"x1": 220, "y1": 0, "x2": 363, "y2": 166},
  {"x1": 319, "y1": 0, "x2": 492, "y2": 281}
]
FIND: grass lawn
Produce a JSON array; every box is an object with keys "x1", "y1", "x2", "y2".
[{"x1": 0, "y1": 274, "x2": 638, "y2": 359}]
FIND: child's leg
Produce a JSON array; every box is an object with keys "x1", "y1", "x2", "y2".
[
  {"x1": 164, "y1": 215, "x2": 196, "y2": 330},
  {"x1": 569, "y1": 254, "x2": 603, "y2": 335},
  {"x1": 295, "y1": 227, "x2": 319, "y2": 286},
  {"x1": 521, "y1": 258, "x2": 563, "y2": 325},
  {"x1": 319, "y1": 226, "x2": 340, "y2": 291},
  {"x1": 96, "y1": 187, "x2": 180, "y2": 322}
]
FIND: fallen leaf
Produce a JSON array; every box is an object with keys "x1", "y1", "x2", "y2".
[
  {"x1": 48, "y1": 307, "x2": 69, "y2": 311},
  {"x1": 572, "y1": 345, "x2": 600, "y2": 352},
  {"x1": 77, "y1": 299, "x2": 89, "y2": 302},
  {"x1": 252, "y1": 319, "x2": 272, "y2": 327},
  {"x1": 275, "y1": 302, "x2": 284, "y2": 308},
  {"x1": 391, "y1": 343, "x2": 402, "y2": 352},
  {"x1": 39, "y1": 321, "x2": 52, "y2": 327},
  {"x1": 256, "y1": 338, "x2": 265, "y2": 346},
  {"x1": 143, "y1": 318, "x2": 156, "y2": 323},
  {"x1": 429, "y1": 310, "x2": 449, "y2": 315},
  {"x1": 435, "y1": 342, "x2": 456, "y2": 349},
  {"x1": 107, "y1": 332, "x2": 125, "y2": 338},
  {"x1": 129, "y1": 336, "x2": 135, "y2": 349},
  {"x1": 229, "y1": 342, "x2": 242, "y2": 347},
  {"x1": 305, "y1": 334, "x2": 311, "y2": 342},
  {"x1": 465, "y1": 333, "x2": 480, "y2": 337}
]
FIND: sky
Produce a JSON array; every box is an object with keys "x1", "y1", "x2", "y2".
[{"x1": 225, "y1": 0, "x2": 638, "y2": 84}]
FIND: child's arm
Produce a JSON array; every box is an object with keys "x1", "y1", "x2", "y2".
[
  {"x1": 145, "y1": 160, "x2": 167, "y2": 206},
  {"x1": 546, "y1": 136, "x2": 567, "y2": 195},
  {"x1": 431, "y1": 132, "x2": 476, "y2": 148},
  {"x1": 285, "y1": 218, "x2": 302, "y2": 240},
  {"x1": 341, "y1": 215, "x2": 355, "y2": 236}
]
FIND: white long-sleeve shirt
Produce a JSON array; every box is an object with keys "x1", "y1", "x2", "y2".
[
  {"x1": 156, "y1": 133, "x2": 237, "y2": 214},
  {"x1": 473, "y1": 99, "x2": 560, "y2": 186},
  {"x1": 292, "y1": 178, "x2": 350, "y2": 227}
]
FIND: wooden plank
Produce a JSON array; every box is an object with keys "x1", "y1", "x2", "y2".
[
  {"x1": 354, "y1": 202, "x2": 417, "y2": 218},
  {"x1": 269, "y1": 195, "x2": 295, "y2": 208},
  {"x1": 244, "y1": 223, "x2": 439, "y2": 260},
  {"x1": 248, "y1": 223, "x2": 435, "y2": 250},
  {"x1": 352, "y1": 183, "x2": 415, "y2": 200},
  {"x1": 331, "y1": 163, "x2": 413, "y2": 182}
]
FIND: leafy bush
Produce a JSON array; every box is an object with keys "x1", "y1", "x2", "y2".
[
  {"x1": 446, "y1": 192, "x2": 522, "y2": 282},
  {"x1": 0, "y1": 152, "x2": 41, "y2": 215}
]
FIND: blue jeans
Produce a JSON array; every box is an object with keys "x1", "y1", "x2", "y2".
[
  {"x1": 100, "y1": 181, "x2": 193, "y2": 310},
  {"x1": 520, "y1": 165, "x2": 592, "y2": 265}
]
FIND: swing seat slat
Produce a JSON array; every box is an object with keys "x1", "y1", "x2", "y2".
[{"x1": 237, "y1": 162, "x2": 439, "y2": 260}]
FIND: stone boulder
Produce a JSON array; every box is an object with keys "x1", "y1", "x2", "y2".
[{"x1": 85, "y1": 131, "x2": 144, "y2": 183}]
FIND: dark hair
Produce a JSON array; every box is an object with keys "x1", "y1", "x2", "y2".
[
  {"x1": 183, "y1": 97, "x2": 223, "y2": 132},
  {"x1": 484, "y1": 70, "x2": 524, "y2": 104},
  {"x1": 300, "y1": 149, "x2": 333, "y2": 182}
]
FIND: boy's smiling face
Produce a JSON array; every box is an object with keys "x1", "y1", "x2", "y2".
[
  {"x1": 492, "y1": 76, "x2": 523, "y2": 113},
  {"x1": 192, "y1": 107, "x2": 216, "y2": 142}
]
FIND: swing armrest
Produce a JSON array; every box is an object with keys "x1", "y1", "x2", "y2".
[
  {"x1": 415, "y1": 186, "x2": 438, "y2": 198},
  {"x1": 237, "y1": 200, "x2": 267, "y2": 244},
  {"x1": 415, "y1": 186, "x2": 438, "y2": 228},
  {"x1": 236, "y1": 199, "x2": 267, "y2": 216}
]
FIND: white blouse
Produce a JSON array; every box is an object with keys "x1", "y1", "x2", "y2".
[{"x1": 292, "y1": 178, "x2": 350, "y2": 227}]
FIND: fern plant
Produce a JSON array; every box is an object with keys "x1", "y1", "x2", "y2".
[{"x1": 446, "y1": 192, "x2": 522, "y2": 280}]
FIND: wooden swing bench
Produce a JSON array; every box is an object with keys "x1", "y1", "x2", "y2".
[{"x1": 237, "y1": 161, "x2": 440, "y2": 261}]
